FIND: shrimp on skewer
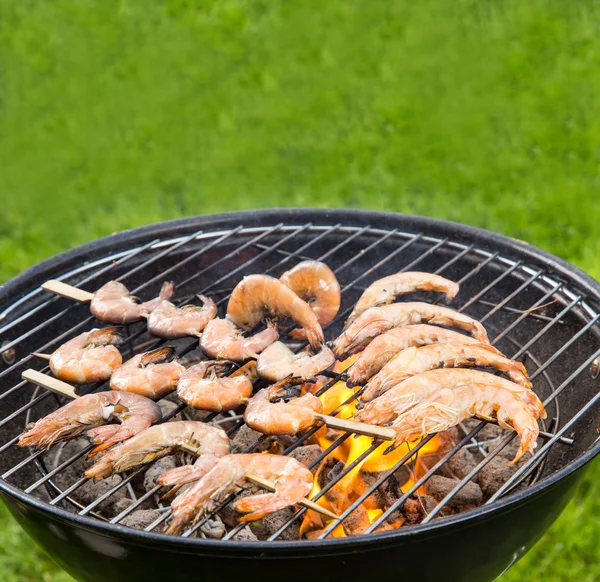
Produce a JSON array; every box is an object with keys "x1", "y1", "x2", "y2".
[
  {"x1": 347, "y1": 325, "x2": 482, "y2": 386},
  {"x1": 201, "y1": 318, "x2": 279, "y2": 361},
  {"x1": 355, "y1": 368, "x2": 545, "y2": 426},
  {"x1": 177, "y1": 360, "x2": 256, "y2": 412},
  {"x1": 333, "y1": 302, "x2": 489, "y2": 359},
  {"x1": 49, "y1": 327, "x2": 123, "y2": 384},
  {"x1": 361, "y1": 342, "x2": 530, "y2": 402},
  {"x1": 390, "y1": 383, "x2": 539, "y2": 464},
  {"x1": 147, "y1": 295, "x2": 217, "y2": 339},
  {"x1": 256, "y1": 341, "x2": 335, "y2": 382},
  {"x1": 90, "y1": 281, "x2": 174, "y2": 324},
  {"x1": 17, "y1": 391, "x2": 162, "y2": 455},
  {"x1": 345, "y1": 272, "x2": 459, "y2": 328},
  {"x1": 280, "y1": 261, "x2": 341, "y2": 340},
  {"x1": 166, "y1": 454, "x2": 313, "y2": 534},
  {"x1": 85, "y1": 421, "x2": 230, "y2": 481},
  {"x1": 227, "y1": 275, "x2": 324, "y2": 349},
  {"x1": 244, "y1": 379, "x2": 323, "y2": 436},
  {"x1": 110, "y1": 347, "x2": 184, "y2": 400}
]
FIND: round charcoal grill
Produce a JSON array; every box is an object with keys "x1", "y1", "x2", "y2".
[{"x1": 1, "y1": 208, "x2": 600, "y2": 582}]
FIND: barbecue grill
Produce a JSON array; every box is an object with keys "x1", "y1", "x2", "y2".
[{"x1": 1, "y1": 208, "x2": 600, "y2": 582}]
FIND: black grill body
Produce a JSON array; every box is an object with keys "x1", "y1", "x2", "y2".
[
  {"x1": 1, "y1": 209, "x2": 599, "y2": 582},
  {"x1": 2, "y1": 465, "x2": 586, "y2": 582}
]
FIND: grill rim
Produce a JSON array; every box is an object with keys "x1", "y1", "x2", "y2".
[{"x1": 1, "y1": 207, "x2": 600, "y2": 550}]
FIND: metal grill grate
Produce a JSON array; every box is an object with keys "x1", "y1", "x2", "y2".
[{"x1": 2, "y1": 218, "x2": 600, "y2": 542}]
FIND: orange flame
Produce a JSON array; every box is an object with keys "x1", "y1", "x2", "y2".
[{"x1": 301, "y1": 355, "x2": 441, "y2": 538}]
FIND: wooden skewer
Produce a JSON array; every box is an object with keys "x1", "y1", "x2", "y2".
[
  {"x1": 22, "y1": 369, "x2": 79, "y2": 400},
  {"x1": 42, "y1": 280, "x2": 94, "y2": 303},
  {"x1": 316, "y1": 414, "x2": 396, "y2": 441},
  {"x1": 32, "y1": 352, "x2": 52, "y2": 361},
  {"x1": 245, "y1": 473, "x2": 339, "y2": 520}
]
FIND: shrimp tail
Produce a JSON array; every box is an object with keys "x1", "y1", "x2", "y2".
[
  {"x1": 157, "y1": 466, "x2": 201, "y2": 488},
  {"x1": 234, "y1": 493, "x2": 297, "y2": 522},
  {"x1": 88, "y1": 327, "x2": 123, "y2": 346},
  {"x1": 86, "y1": 425, "x2": 122, "y2": 457},
  {"x1": 305, "y1": 327, "x2": 325, "y2": 350},
  {"x1": 160, "y1": 281, "x2": 176, "y2": 300},
  {"x1": 265, "y1": 320, "x2": 278, "y2": 332},
  {"x1": 287, "y1": 328, "x2": 308, "y2": 341},
  {"x1": 86, "y1": 425, "x2": 139, "y2": 457},
  {"x1": 160, "y1": 484, "x2": 186, "y2": 500},
  {"x1": 267, "y1": 376, "x2": 307, "y2": 401},
  {"x1": 165, "y1": 514, "x2": 193, "y2": 536},
  {"x1": 508, "y1": 428, "x2": 538, "y2": 465},
  {"x1": 158, "y1": 458, "x2": 222, "y2": 500},
  {"x1": 140, "y1": 346, "x2": 176, "y2": 366},
  {"x1": 512, "y1": 361, "x2": 533, "y2": 389},
  {"x1": 207, "y1": 360, "x2": 235, "y2": 375},
  {"x1": 157, "y1": 455, "x2": 220, "y2": 488},
  {"x1": 87, "y1": 445, "x2": 109, "y2": 458},
  {"x1": 196, "y1": 294, "x2": 217, "y2": 310},
  {"x1": 86, "y1": 424, "x2": 120, "y2": 441},
  {"x1": 84, "y1": 457, "x2": 115, "y2": 481}
]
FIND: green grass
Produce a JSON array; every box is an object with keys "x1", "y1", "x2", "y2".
[{"x1": 1, "y1": 0, "x2": 599, "y2": 579}]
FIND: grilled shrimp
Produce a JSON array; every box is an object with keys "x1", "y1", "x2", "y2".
[
  {"x1": 201, "y1": 318, "x2": 279, "y2": 361},
  {"x1": 244, "y1": 379, "x2": 323, "y2": 436},
  {"x1": 345, "y1": 272, "x2": 459, "y2": 327},
  {"x1": 177, "y1": 360, "x2": 256, "y2": 412},
  {"x1": 256, "y1": 341, "x2": 335, "y2": 382},
  {"x1": 280, "y1": 261, "x2": 341, "y2": 340},
  {"x1": 227, "y1": 275, "x2": 324, "y2": 349},
  {"x1": 355, "y1": 368, "x2": 545, "y2": 426},
  {"x1": 50, "y1": 327, "x2": 122, "y2": 384},
  {"x1": 391, "y1": 383, "x2": 539, "y2": 464},
  {"x1": 361, "y1": 342, "x2": 530, "y2": 402},
  {"x1": 166, "y1": 453, "x2": 313, "y2": 534},
  {"x1": 85, "y1": 421, "x2": 230, "y2": 481},
  {"x1": 347, "y1": 325, "x2": 481, "y2": 386},
  {"x1": 90, "y1": 281, "x2": 174, "y2": 324},
  {"x1": 110, "y1": 347, "x2": 184, "y2": 400},
  {"x1": 333, "y1": 302, "x2": 489, "y2": 359},
  {"x1": 18, "y1": 391, "x2": 161, "y2": 455},
  {"x1": 146, "y1": 295, "x2": 217, "y2": 339}
]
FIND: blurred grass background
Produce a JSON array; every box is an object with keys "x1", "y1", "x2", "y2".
[{"x1": 1, "y1": 0, "x2": 599, "y2": 580}]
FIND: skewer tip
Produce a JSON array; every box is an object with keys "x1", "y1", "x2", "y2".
[{"x1": 302, "y1": 500, "x2": 339, "y2": 520}]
